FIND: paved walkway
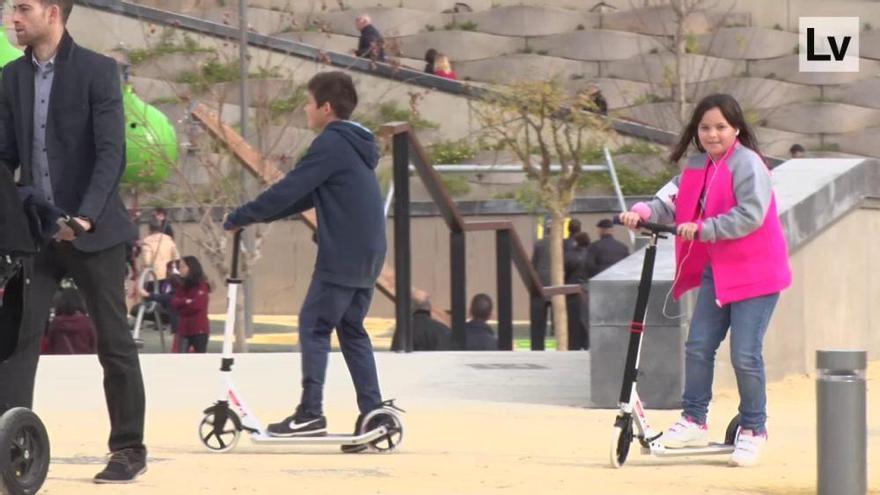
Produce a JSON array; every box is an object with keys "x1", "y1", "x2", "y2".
[{"x1": 28, "y1": 353, "x2": 879, "y2": 494}]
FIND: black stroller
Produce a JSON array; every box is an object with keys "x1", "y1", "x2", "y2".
[{"x1": 0, "y1": 165, "x2": 84, "y2": 494}]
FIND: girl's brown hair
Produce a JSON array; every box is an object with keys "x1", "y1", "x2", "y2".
[{"x1": 669, "y1": 93, "x2": 761, "y2": 163}]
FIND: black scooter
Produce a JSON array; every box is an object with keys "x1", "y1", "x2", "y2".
[{"x1": 609, "y1": 217, "x2": 740, "y2": 468}]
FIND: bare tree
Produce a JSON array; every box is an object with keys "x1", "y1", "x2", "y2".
[
  {"x1": 118, "y1": 5, "x2": 449, "y2": 349},
  {"x1": 473, "y1": 80, "x2": 614, "y2": 350},
  {"x1": 617, "y1": 0, "x2": 741, "y2": 126},
  {"x1": 121, "y1": 21, "x2": 314, "y2": 351}
]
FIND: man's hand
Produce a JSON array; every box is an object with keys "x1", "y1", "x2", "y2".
[
  {"x1": 54, "y1": 218, "x2": 75, "y2": 242},
  {"x1": 54, "y1": 217, "x2": 92, "y2": 242},
  {"x1": 74, "y1": 217, "x2": 92, "y2": 232}
]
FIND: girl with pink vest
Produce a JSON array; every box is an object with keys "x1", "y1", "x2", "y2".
[{"x1": 620, "y1": 94, "x2": 791, "y2": 467}]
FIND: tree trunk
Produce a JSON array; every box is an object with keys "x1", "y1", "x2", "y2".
[{"x1": 549, "y1": 210, "x2": 568, "y2": 351}]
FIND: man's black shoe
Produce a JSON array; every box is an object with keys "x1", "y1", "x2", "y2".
[{"x1": 93, "y1": 448, "x2": 147, "y2": 484}]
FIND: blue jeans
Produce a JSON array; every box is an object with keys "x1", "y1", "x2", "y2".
[
  {"x1": 298, "y1": 278, "x2": 383, "y2": 416},
  {"x1": 682, "y1": 267, "x2": 779, "y2": 433}
]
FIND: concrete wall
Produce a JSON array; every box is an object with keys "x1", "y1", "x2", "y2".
[
  {"x1": 730, "y1": 0, "x2": 880, "y2": 32},
  {"x1": 67, "y1": 7, "x2": 478, "y2": 142},
  {"x1": 714, "y1": 205, "x2": 880, "y2": 388},
  {"x1": 166, "y1": 211, "x2": 630, "y2": 319}
]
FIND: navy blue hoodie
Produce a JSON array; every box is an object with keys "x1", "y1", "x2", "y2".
[{"x1": 225, "y1": 121, "x2": 386, "y2": 288}]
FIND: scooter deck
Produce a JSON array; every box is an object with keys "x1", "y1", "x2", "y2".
[
  {"x1": 249, "y1": 426, "x2": 389, "y2": 445},
  {"x1": 650, "y1": 442, "x2": 734, "y2": 457}
]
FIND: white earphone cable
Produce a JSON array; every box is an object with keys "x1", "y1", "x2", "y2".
[{"x1": 661, "y1": 155, "x2": 720, "y2": 319}]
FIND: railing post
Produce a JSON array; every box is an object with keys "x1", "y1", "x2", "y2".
[
  {"x1": 392, "y1": 132, "x2": 412, "y2": 352},
  {"x1": 530, "y1": 292, "x2": 546, "y2": 351},
  {"x1": 450, "y1": 230, "x2": 467, "y2": 350},
  {"x1": 496, "y1": 229, "x2": 513, "y2": 350}
]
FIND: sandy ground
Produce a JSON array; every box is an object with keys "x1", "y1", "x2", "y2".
[{"x1": 25, "y1": 356, "x2": 880, "y2": 495}]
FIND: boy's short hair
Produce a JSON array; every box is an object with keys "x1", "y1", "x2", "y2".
[
  {"x1": 469, "y1": 293, "x2": 493, "y2": 320},
  {"x1": 307, "y1": 71, "x2": 358, "y2": 120}
]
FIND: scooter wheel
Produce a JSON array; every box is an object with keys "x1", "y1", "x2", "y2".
[
  {"x1": 610, "y1": 419, "x2": 633, "y2": 468},
  {"x1": 724, "y1": 414, "x2": 741, "y2": 445},
  {"x1": 359, "y1": 407, "x2": 404, "y2": 453},
  {"x1": 0, "y1": 408, "x2": 50, "y2": 495},
  {"x1": 199, "y1": 410, "x2": 241, "y2": 453}
]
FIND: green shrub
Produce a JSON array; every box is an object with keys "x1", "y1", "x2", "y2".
[
  {"x1": 269, "y1": 86, "x2": 308, "y2": 120},
  {"x1": 428, "y1": 140, "x2": 477, "y2": 164},
  {"x1": 578, "y1": 163, "x2": 678, "y2": 196},
  {"x1": 128, "y1": 30, "x2": 213, "y2": 65},
  {"x1": 177, "y1": 59, "x2": 282, "y2": 93},
  {"x1": 441, "y1": 175, "x2": 471, "y2": 197}
]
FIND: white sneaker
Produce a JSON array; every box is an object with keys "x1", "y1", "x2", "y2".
[
  {"x1": 663, "y1": 416, "x2": 709, "y2": 448},
  {"x1": 729, "y1": 429, "x2": 767, "y2": 467}
]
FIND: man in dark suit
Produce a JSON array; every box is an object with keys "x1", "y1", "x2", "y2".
[
  {"x1": 586, "y1": 218, "x2": 630, "y2": 276},
  {"x1": 0, "y1": 0, "x2": 146, "y2": 483}
]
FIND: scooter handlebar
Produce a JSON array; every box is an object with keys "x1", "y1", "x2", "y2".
[
  {"x1": 613, "y1": 215, "x2": 678, "y2": 235},
  {"x1": 230, "y1": 229, "x2": 242, "y2": 279}
]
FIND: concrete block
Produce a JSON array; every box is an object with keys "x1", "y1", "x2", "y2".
[{"x1": 590, "y1": 324, "x2": 685, "y2": 409}]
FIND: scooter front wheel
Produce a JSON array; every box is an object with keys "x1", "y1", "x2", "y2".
[
  {"x1": 610, "y1": 418, "x2": 634, "y2": 468},
  {"x1": 199, "y1": 410, "x2": 241, "y2": 453}
]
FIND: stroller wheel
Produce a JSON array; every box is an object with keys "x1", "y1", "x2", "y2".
[{"x1": 0, "y1": 408, "x2": 50, "y2": 495}]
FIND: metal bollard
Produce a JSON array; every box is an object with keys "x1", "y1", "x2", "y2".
[{"x1": 817, "y1": 350, "x2": 867, "y2": 495}]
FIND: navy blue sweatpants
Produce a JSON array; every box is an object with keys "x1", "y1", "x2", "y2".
[{"x1": 298, "y1": 278, "x2": 382, "y2": 415}]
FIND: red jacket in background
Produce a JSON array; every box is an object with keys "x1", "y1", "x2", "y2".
[
  {"x1": 44, "y1": 313, "x2": 96, "y2": 354},
  {"x1": 171, "y1": 281, "x2": 211, "y2": 337},
  {"x1": 434, "y1": 70, "x2": 457, "y2": 80}
]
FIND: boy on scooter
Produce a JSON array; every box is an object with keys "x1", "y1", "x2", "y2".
[{"x1": 224, "y1": 71, "x2": 387, "y2": 453}]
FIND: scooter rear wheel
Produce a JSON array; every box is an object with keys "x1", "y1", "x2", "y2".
[
  {"x1": 359, "y1": 408, "x2": 404, "y2": 453},
  {"x1": 0, "y1": 408, "x2": 50, "y2": 495},
  {"x1": 724, "y1": 414, "x2": 741, "y2": 445},
  {"x1": 199, "y1": 410, "x2": 241, "y2": 453},
  {"x1": 610, "y1": 417, "x2": 634, "y2": 468}
]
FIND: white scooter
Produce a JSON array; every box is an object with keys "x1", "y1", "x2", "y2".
[
  {"x1": 609, "y1": 218, "x2": 740, "y2": 468},
  {"x1": 198, "y1": 230, "x2": 404, "y2": 453}
]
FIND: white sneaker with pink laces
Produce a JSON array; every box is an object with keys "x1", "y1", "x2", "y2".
[
  {"x1": 662, "y1": 416, "x2": 709, "y2": 448},
  {"x1": 729, "y1": 429, "x2": 767, "y2": 467}
]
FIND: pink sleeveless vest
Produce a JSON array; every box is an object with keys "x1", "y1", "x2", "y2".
[{"x1": 673, "y1": 143, "x2": 792, "y2": 305}]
